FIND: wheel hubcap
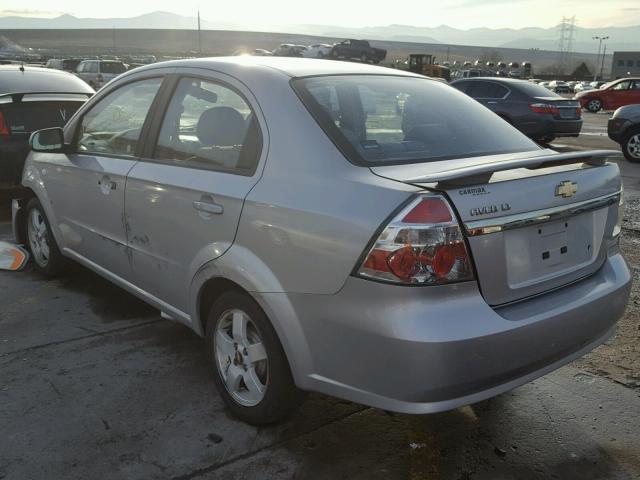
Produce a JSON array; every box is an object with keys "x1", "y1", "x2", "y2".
[
  {"x1": 27, "y1": 208, "x2": 50, "y2": 267},
  {"x1": 628, "y1": 134, "x2": 640, "y2": 159},
  {"x1": 214, "y1": 309, "x2": 268, "y2": 407},
  {"x1": 589, "y1": 100, "x2": 601, "y2": 110}
]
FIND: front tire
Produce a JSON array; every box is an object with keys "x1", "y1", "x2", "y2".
[
  {"x1": 25, "y1": 198, "x2": 66, "y2": 276},
  {"x1": 586, "y1": 98, "x2": 602, "y2": 113},
  {"x1": 205, "y1": 290, "x2": 304, "y2": 425},
  {"x1": 621, "y1": 127, "x2": 640, "y2": 163}
]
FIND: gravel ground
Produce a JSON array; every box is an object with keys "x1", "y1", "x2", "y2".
[{"x1": 574, "y1": 195, "x2": 640, "y2": 389}]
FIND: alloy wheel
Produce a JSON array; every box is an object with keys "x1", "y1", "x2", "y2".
[
  {"x1": 27, "y1": 208, "x2": 50, "y2": 268},
  {"x1": 214, "y1": 308, "x2": 269, "y2": 407},
  {"x1": 587, "y1": 99, "x2": 602, "y2": 112},
  {"x1": 627, "y1": 134, "x2": 640, "y2": 160}
]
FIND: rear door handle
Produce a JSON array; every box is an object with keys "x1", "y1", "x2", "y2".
[{"x1": 193, "y1": 197, "x2": 224, "y2": 215}]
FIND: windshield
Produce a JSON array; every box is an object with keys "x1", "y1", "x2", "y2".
[{"x1": 292, "y1": 75, "x2": 539, "y2": 166}]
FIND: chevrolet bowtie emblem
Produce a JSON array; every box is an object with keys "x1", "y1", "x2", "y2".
[{"x1": 555, "y1": 180, "x2": 577, "y2": 198}]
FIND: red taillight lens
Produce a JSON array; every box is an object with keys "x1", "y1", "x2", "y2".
[
  {"x1": 0, "y1": 111, "x2": 9, "y2": 137},
  {"x1": 357, "y1": 195, "x2": 475, "y2": 285},
  {"x1": 402, "y1": 197, "x2": 452, "y2": 223},
  {"x1": 530, "y1": 103, "x2": 559, "y2": 115}
]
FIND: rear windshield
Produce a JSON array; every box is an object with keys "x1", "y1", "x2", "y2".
[
  {"x1": 515, "y1": 82, "x2": 563, "y2": 98},
  {"x1": 292, "y1": 75, "x2": 539, "y2": 166},
  {"x1": 101, "y1": 62, "x2": 126, "y2": 74}
]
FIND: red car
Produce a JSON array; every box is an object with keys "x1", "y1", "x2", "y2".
[{"x1": 575, "y1": 77, "x2": 640, "y2": 112}]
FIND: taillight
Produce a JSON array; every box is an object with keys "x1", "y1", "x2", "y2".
[
  {"x1": 530, "y1": 103, "x2": 560, "y2": 115},
  {"x1": 356, "y1": 195, "x2": 475, "y2": 285},
  {"x1": 0, "y1": 111, "x2": 9, "y2": 137}
]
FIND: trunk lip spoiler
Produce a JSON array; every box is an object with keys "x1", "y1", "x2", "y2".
[
  {"x1": 0, "y1": 92, "x2": 93, "y2": 103},
  {"x1": 371, "y1": 150, "x2": 620, "y2": 185},
  {"x1": 464, "y1": 190, "x2": 621, "y2": 237}
]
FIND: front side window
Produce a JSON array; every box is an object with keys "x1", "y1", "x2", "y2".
[
  {"x1": 153, "y1": 77, "x2": 261, "y2": 174},
  {"x1": 293, "y1": 75, "x2": 538, "y2": 166},
  {"x1": 76, "y1": 77, "x2": 162, "y2": 156}
]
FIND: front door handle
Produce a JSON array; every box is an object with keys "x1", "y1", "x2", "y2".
[{"x1": 193, "y1": 197, "x2": 224, "y2": 216}]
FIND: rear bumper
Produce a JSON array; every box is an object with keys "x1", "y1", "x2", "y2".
[
  {"x1": 265, "y1": 246, "x2": 631, "y2": 414},
  {"x1": 518, "y1": 118, "x2": 582, "y2": 139}
]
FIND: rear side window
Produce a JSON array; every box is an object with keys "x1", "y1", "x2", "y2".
[
  {"x1": 76, "y1": 77, "x2": 162, "y2": 156},
  {"x1": 100, "y1": 62, "x2": 126, "y2": 75},
  {"x1": 467, "y1": 81, "x2": 508, "y2": 99},
  {"x1": 293, "y1": 75, "x2": 538, "y2": 166},
  {"x1": 153, "y1": 77, "x2": 261, "y2": 175}
]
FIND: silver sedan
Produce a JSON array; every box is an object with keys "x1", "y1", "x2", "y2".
[{"x1": 14, "y1": 57, "x2": 631, "y2": 424}]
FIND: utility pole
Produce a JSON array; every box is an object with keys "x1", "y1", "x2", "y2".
[
  {"x1": 600, "y1": 43, "x2": 608, "y2": 81},
  {"x1": 197, "y1": 9, "x2": 202, "y2": 56},
  {"x1": 592, "y1": 35, "x2": 609, "y2": 81}
]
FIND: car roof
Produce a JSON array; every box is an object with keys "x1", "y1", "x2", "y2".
[
  {"x1": 126, "y1": 56, "x2": 419, "y2": 80},
  {"x1": 0, "y1": 65, "x2": 94, "y2": 95}
]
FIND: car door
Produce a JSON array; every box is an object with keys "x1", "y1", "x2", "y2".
[
  {"x1": 629, "y1": 80, "x2": 640, "y2": 104},
  {"x1": 607, "y1": 80, "x2": 631, "y2": 109},
  {"x1": 43, "y1": 76, "x2": 164, "y2": 281},
  {"x1": 124, "y1": 72, "x2": 265, "y2": 316}
]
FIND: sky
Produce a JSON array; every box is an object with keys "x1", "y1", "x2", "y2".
[{"x1": 0, "y1": 0, "x2": 639, "y2": 29}]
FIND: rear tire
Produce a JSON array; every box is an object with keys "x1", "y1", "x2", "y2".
[
  {"x1": 205, "y1": 290, "x2": 305, "y2": 425},
  {"x1": 25, "y1": 198, "x2": 67, "y2": 276},
  {"x1": 586, "y1": 98, "x2": 602, "y2": 113},
  {"x1": 621, "y1": 127, "x2": 640, "y2": 163},
  {"x1": 534, "y1": 134, "x2": 556, "y2": 145}
]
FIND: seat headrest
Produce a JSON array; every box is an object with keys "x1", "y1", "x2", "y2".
[{"x1": 196, "y1": 106, "x2": 246, "y2": 147}]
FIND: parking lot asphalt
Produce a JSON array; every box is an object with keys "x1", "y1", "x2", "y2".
[{"x1": 1, "y1": 116, "x2": 640, "y2": 479}]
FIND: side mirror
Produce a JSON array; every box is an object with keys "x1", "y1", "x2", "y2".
[{"x1": 30, "y1": 127, "x2": 65, "y2": 153}]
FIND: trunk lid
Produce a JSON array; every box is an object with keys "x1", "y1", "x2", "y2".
[
  {"x1": 371, "y1": 149, "x2": 622, "y2": 305},
  {"x1": 534, "y1": 97, "x2": 582, "y2": 120}
]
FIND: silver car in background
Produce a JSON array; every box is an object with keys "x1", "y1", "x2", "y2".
[{"x1": 14, "y1": 57, "x2": 631, "y2": 425}]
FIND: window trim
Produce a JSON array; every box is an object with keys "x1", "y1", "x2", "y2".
[
  {"x1": 71, "y1": 75, "x2": 166, "y2": 160},
  {"x1": 139, "y1": 73, "x2": 264, "y2": 177}
]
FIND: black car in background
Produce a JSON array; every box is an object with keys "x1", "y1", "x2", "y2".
[
  {"x1": 451, "y1": 78, "x2": 582, "y2": 144},
  {"x1": 330, "y1": 39, "x2": 387, "y2": 64},
  {"x1": 0, "y1": 65, "x2": 94, "y2": 185},
  {"x1": 608, "y1": 104, "x2": 640, "y2": 162}
]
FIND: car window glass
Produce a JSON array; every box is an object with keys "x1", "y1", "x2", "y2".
[
  {"x1": 613, "y1": 81, "x2": 630, "y2": 90},
  {"x1": 76, "y1": 77, "x2": 162, "y2": 156},
  {"x1": 154, "y1": 77, "x2": 261, "y2": 174},
  {"x1": 467, "y1": 82, "x2": 508, "y2": 99},
  {"x1": 631, "y1": 81, "x2": 640, "y2": 90},
  {"x1": 101, "y1": 62, "x2": 126, "y2": 74},
  {"x1": 294, "y1": 75, "x2": 537, "y2": 166}
]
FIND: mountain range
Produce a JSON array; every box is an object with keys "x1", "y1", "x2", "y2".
[{"x1": 0, "y1": 11, "x2": 638, "y2": 54}]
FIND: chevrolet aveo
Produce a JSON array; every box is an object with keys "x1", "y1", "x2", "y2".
[{"x1": 13, "y1": 58, "x2": 631, "y2": 425}]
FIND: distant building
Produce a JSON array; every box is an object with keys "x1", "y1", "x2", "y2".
[{"x1": 611, "y1": 51, "x2": 640, "y2": 79}]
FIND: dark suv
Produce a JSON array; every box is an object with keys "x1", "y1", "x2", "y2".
[{"x1": 451, "y1": 78, "x2": 582, "y2": 144}]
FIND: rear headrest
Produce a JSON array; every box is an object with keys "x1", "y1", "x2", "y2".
[{"x1": 196, "y1": 106, "x2": 246, "y2": 147}]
